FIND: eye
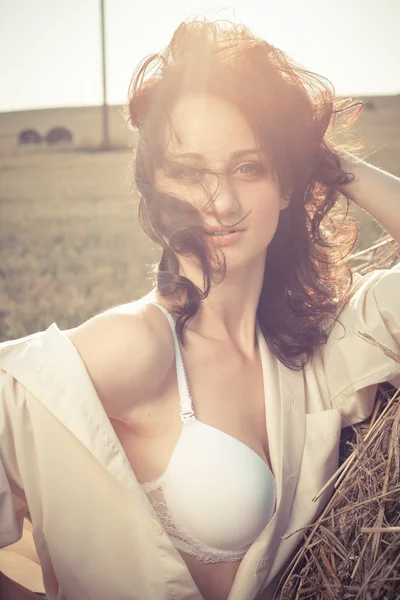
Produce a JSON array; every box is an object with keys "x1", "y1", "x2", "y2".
[
  {"x1": 163, "y1": 162, "x2": 202, "y2": 182},
  {"x1": 234, "y1": 162, "x2": 266, "y2": 178},
  {"x1": 179, "y1": 166, "x2": 202, "y2": 180}
]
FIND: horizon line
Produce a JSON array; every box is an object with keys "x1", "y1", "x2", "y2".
[{"x1": 1, "y1": 91, "x2": 400, "y2": 116}]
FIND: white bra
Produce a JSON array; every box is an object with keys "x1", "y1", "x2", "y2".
[{"x1": 140, "y1": 301, "x2": 276, "y2": 563}]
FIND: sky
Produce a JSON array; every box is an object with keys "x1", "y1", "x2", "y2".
[{"x1": 0, "y1": 0, "x2": 399, "y2": 113}]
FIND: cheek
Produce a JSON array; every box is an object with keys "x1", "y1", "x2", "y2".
[
  {"x1": 153, "y1": 170, "x2": 175, "y2": 196},
  {"x1": 248, "y1": 185, "x2": 282, "y2": 237},
  {"x1": 154, "y1": 170, "x2": 200, "y2": 207}
]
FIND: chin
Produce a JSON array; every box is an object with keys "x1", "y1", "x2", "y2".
[{"x1": 222, "y1": 247, "x2": 267, "y2": 273}]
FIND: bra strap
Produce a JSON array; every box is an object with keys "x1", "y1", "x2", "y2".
[{"x1": 148, "y1": 301, "x2": 195, "y2": 423}]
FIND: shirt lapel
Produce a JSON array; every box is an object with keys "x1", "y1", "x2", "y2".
[
  {"x1": 231, "y1": 325, "x2": 306, "y2": 593},
  {"x1": 258, "y1": 323, "x2": 306, "y2": 524}
]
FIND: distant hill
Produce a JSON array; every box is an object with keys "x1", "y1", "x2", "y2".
[{"x1": 0, "y1": 104, "x2": 137, "y2": 153}]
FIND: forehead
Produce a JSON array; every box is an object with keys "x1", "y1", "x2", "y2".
[{"x1": 160, "y1": 93, "x2": 259, "y2": 162}]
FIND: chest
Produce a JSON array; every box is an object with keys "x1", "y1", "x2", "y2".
[{"x1": 110, "y1": 341, "x2": 271, "y2": 487}]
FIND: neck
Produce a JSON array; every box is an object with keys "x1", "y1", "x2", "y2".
[{"x1": 170, "y1": 250, "x2": 267, "y2": 357}]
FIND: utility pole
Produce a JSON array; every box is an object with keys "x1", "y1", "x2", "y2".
[{"x1": 100, "y1": 0, "x2": 109, "y2": 149}]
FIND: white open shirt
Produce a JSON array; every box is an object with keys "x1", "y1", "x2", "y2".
[{"x1": 0, "y1": 264, "x2": 399, "y2": 600}]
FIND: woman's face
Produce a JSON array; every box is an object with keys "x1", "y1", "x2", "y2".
[{"x1": 154, "y1": 93, "x2": 289, "y2": 271}]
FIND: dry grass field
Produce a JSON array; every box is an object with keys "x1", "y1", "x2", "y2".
[{"x1": 0, "y1": 96, "x2": 399, "y2": 341}]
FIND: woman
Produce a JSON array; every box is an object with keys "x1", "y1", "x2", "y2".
[{"x1": 1, "y1": 17, "x2": 400, "y2": 600}]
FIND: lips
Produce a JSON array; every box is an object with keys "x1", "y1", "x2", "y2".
[
  {"x1": 204, "y1": 229, "x2": 244, "y2": 246},
  {"x1": 205, "y1": 226, "x2": 245, "y2": 235},
  {"x1": 206, "y1": 230, "x2": 236, "y2": 236}
]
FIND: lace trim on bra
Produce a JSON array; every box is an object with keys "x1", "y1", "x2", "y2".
[{"x1": 142, "y1": 473, "x2": 247, "y2": 563}]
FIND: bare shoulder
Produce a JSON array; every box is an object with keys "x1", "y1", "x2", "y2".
[{"x1": 65, "y1": 295, "x2": 175, "y2": 419}]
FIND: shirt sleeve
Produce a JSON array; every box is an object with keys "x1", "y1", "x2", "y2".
[
  {"x1": 322, "y1": 262, "x2": 400, "y2": 426},
  {"x1": 0, "y1": 367, "x2": 30, "y2": 548}
]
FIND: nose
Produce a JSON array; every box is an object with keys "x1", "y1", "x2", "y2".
[{"x1": 203, "y1": 171, "x2": 241, "y2": 220}]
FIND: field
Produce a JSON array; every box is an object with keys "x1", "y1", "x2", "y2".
[{"x1": 0, "y1": 96, "x2": 399, "y2": 341}]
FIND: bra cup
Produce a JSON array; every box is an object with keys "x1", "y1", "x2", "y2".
[{"x1": 163, "y1": 421, "x2": 276, "y2": 551}]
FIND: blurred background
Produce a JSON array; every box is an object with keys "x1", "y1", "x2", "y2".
[{"x1": 1, "y1": 0, "x2": 399, "y2": 341}]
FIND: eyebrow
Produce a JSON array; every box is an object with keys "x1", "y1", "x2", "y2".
[{"x1": 166, "y1": 148, "x2": 264, "y2": 161}]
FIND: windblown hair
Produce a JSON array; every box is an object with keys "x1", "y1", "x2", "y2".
[{"x1": 125, "y1": 17, "x2": 365, "y2": 370}]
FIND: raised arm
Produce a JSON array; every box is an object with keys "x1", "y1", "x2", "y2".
[{"x1": 336, "y1": 149, "x2": 400, "y2": 243}]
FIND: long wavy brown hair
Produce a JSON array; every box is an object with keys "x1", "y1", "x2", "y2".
[{"x1": 124, "y1": 18, "x2": 365, "y2": 370}]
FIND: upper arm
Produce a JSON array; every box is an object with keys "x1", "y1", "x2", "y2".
[
  {"x1": 66, "y1": 303, "x2": 175, "y2": 420},
  {"x1": 321, "y1": 262, "x2": 400, "y2": 422}
]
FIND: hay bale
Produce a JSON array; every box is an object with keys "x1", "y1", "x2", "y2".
[
  {"x1": 276, "y1": 376, "x2": 400, "y2": 600},
  {"x1": 274, "y1": 238, "x2": 400, "y2": 600}
]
